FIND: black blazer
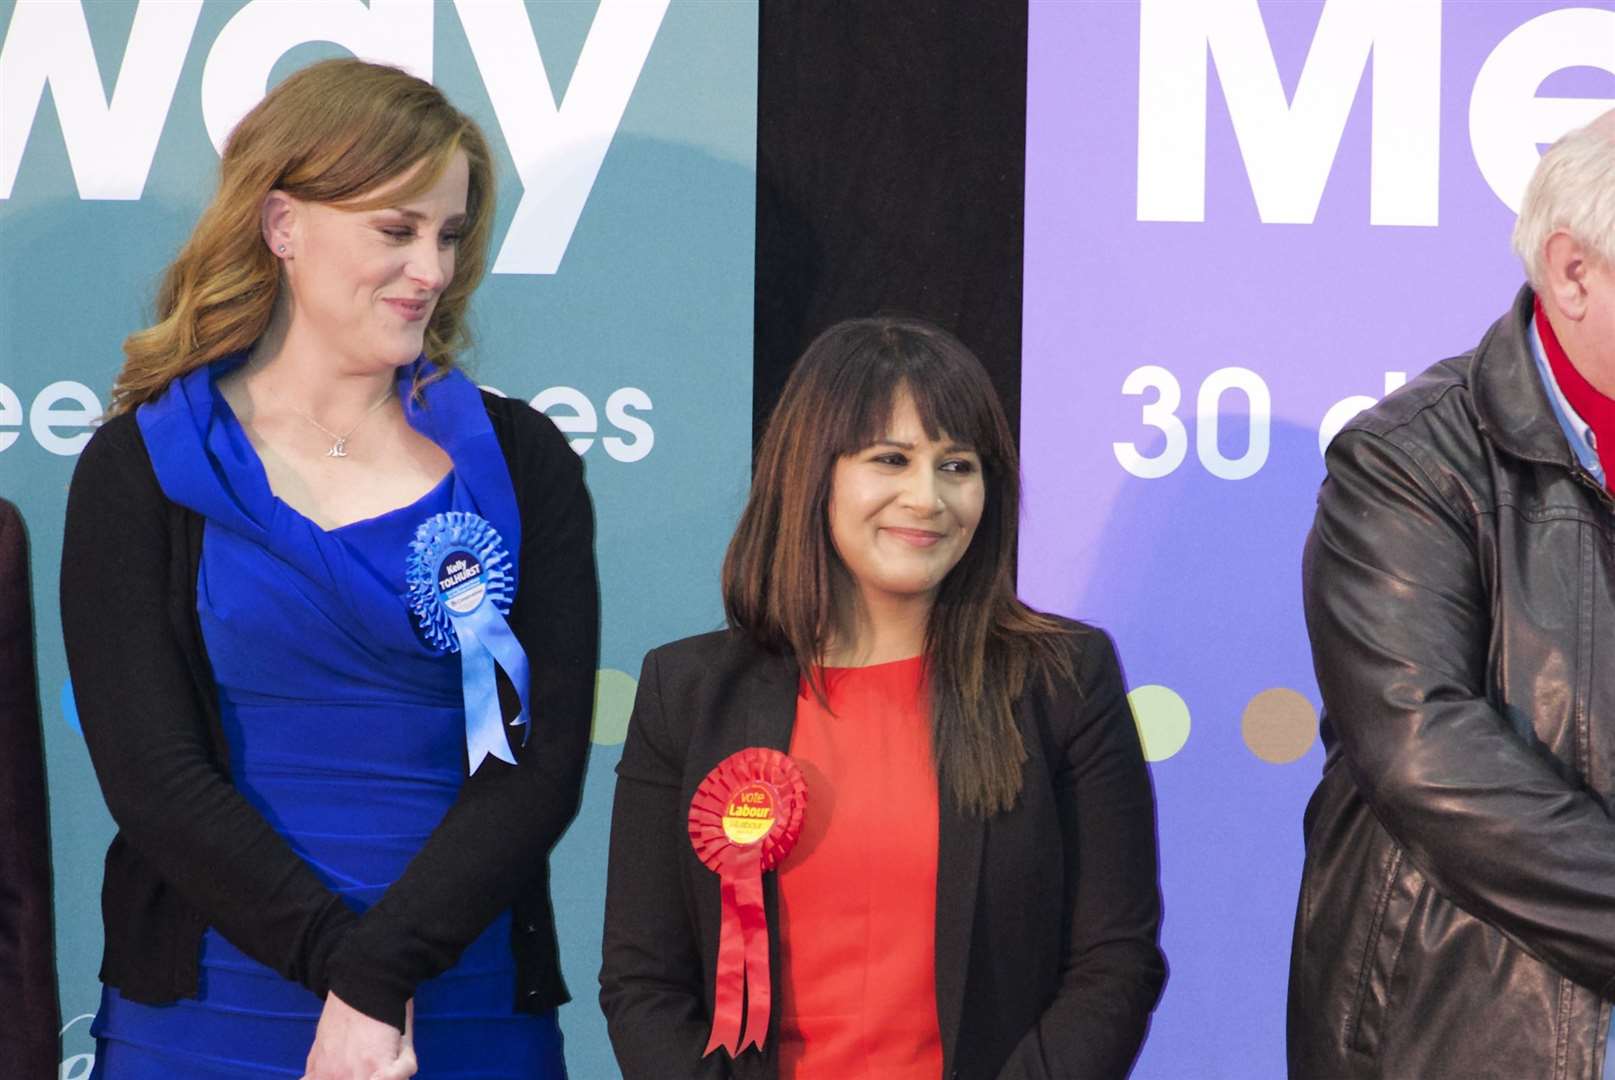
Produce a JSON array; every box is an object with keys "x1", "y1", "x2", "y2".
[{"x1": 600, "y1": 622, "x2": 1164, "y2": 1080}]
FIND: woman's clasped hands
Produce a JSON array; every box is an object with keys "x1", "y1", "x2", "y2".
[{"x1": 303, "y1": 994, "x2": 416, "y2": 1080}]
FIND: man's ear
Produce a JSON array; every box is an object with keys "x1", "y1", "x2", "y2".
[{"x1": 1541, "y1": 229, "x2": 1591, "y2": 322}]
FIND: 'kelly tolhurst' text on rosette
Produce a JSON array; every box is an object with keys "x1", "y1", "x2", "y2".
[
  {"x1": 688, "y1": 747, "x2": 807, "y2": 1057},
  {"x1": 406, "y1": 511, "x2": 530, "y2": 773}
]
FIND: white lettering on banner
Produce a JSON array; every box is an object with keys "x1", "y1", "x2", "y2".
[
  {"x1": 1113, "y1": 365, "x2": 1188, "y2": 479},
  {"x1": 455, "y1": 0, "x2": 670, "y2": 274},
  {"x1": 1115, "y1": 366, "x2": 1411, "y2": 479},
  {"x1": 0, "y1": 379, "x2": 101, "y2": 457},
  {"x1": 59, "y1": 1011, "x2": 95, "y2": 1079},
  {"x1": 1470, "y1": 8, "x2": 1615, "y2": 214},
  {"x1": 1138, "y1": 0, "x2": 1440, "y2": 225},
  {"x1": 602, "y1": 387, "x2": 654, "y2": 463},
  {"x1": 201, "y1": 0, "x2": 435, "y2": 151},
  {"x1": 526, "y1": 385, "x2": 655, "y2": 463},
  {"x1": 1137, "y1": 1, "x2": 1615, "y2": 223},
  {"x1": 0, "y1": 379, "x2": 654, "y2": 460},
  {"x1": 0, "y1": 382, "x2": 22, "y2": 453},
  {"x1": 1318, "y1": 371, "x2": 1407, "y2": 456},
  {"x1": 2, "y1": 0, "x2": 670, "y2": 275},
  {"x1": 0, "y1": 0, "x2": 203, "y2": 199},
  {"x1": 28, "y1": 381, "x2": 103, "y2": 456},
  {"x1": 534, "y1": 385, "x2": 600, "y2": 455},
  {"x1": 1115, "y1": 366, "x2": 1271, "y2": 480},
  {"x1": 1196, "y1": 367, "x2": 1270, "y2": 480}
]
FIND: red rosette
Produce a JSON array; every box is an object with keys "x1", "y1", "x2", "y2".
[{"x1": 687, "y1": 747, "x2": 807, "y2": 1058}]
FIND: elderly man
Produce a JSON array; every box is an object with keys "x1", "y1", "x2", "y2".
[{"x1": 1288, "y1": 111, "x2": 1615, "y2": 1079}]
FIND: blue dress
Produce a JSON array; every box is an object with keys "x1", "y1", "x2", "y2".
[{"x1": 91, "y1": 357, "x2": 566, "y2": 1079}]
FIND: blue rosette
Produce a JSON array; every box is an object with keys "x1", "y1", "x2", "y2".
[{"x1": 407, "y1": 511, "x2": 531, "y2": 773}]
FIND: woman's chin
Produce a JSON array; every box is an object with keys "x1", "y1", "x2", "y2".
[{"x1": 369, "y1": 338, "x2": 427, "y2": 369}]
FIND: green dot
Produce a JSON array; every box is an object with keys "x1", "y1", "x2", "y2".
[
  {"x1": 591, "y1": 668, "x2": 638, "y2": 746},
  {"x1": 1127, "y1": 684, "x2": 1191, "y2": 762}
]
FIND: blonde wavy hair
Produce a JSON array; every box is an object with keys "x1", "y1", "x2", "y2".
[{"x1": 110, "y1": 58, "x2": 496, "y2": 416}]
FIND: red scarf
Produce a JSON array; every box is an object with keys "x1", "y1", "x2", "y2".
[{"x1": 1535, "y1": 294, "x2": 1615, "y2": 491}]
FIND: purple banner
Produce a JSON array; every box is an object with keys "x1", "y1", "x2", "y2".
[{"x1": 1021, "y1": 2, "x2": 1614, "y2": 1075}]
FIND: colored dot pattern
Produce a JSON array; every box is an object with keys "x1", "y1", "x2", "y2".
[
  {"x1": 1241, "y1": 687, "x2": 1318, "y2": 763},
  {"x1": 1127, "y1": 684, "x2": 1191, "y2": 762},
  {"x1": 66, "y1": 668, "x2": 1318, "y2": 763},
  {"x1": 591, "y1": 668, "x2": 638, "y2": 746}
]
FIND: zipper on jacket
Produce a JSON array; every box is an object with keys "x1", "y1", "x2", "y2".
[{"x1": 1569, "y1": 468, "x2": 1615, "y2": 515}]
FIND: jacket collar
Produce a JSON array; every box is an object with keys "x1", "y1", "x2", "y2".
[
  {"x1": 744, "y1": 645, "x2": 985, "y2": 1073},
  {"x1": 1473, "y1": 284, "x2": 1582, "y2": 472}
]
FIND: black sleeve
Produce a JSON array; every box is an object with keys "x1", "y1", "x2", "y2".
[
  {"x1": 1304, "y1": 429, "x2": 1615, "y2": 996},
  {"x1": 325, "y1": 403, "x2": 600, "y2": 1029},
  {"x1": 996, "y1": 630, "x2": 1167, "y2": 1080},
  {"x1": 61, "y1": 420, "x2": 359, "y2": 996},
  {"x1": 599, "y1": 647, "x2": 732, "y2": 1080}
]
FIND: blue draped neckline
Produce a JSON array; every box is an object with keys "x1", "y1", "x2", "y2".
[{"x1": 135, "y1": 353, "x2": 522, "y2": 661}]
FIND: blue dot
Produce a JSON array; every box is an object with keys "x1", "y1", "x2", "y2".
[{"x1": 60, "y1": 680, "x2": 81, "y2": 736}]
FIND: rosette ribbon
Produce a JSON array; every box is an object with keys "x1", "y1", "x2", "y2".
[
  {"x1": 406, "y1": 511, "x2": 530, "y2": 773},
  {"x1": 688, "y1": 747, "x2": 807, "y2": 1058}
]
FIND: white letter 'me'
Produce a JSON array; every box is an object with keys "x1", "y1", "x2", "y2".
[
  {"x1": 0, "y1": 0, "x2": 203, "y2": 200},
  {"x1": 1137, "y1": 0, "x2": 1441, "y2": 226},
  {"x1": 1469, "y1": 7, "x2": 1615, "y2": 215}
]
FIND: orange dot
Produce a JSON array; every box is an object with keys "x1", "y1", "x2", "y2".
[{"x1": 1241, "y1": 688, "x2": 1317, "y2": 764}]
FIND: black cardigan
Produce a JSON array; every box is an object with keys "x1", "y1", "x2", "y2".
[
  {"x1": 600, "y1": 624, "x2": 1165, "y2": 1080},
  {"x1": 60, "y1": 391, "x2": 599, "y2": 1030}
]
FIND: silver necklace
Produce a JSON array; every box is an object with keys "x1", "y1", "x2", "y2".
[{"x1": 263, "y1": 381, "x2": 395, "y2": 458}]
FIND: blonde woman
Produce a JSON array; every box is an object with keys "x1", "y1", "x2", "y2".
[{"x1": 62, "y1": 60, "x2": 596, "y2": 1080}]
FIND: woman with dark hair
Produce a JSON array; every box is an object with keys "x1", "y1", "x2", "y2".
[
  {"x1": 600, "y1": 317, "x2": 1164, "y2": 1079},
  {"x1": 62, "y1": 59, "x2": 596, "y2": 1079}
]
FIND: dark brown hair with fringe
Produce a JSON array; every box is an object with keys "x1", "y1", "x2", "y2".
[{"x1": 722, "y1": 316, "x2": 1075, "y2": 817}]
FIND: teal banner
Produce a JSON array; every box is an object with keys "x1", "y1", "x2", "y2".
[{"x1": 0, "y1": 2, "x2": 758, "y2": 1075}]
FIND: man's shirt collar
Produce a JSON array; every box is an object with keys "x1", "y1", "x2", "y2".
[{"x1": 1528, "y1": 313, "x2": 1604, "y2": 485}]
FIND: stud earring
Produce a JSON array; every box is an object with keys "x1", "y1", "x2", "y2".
[{"x1": 277, "y1": 244, "x2": 287, "y2": 254}]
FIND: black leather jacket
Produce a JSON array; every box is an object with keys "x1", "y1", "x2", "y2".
[{"x1": 1289, "y1": 286, "x2": 1615, "y2": 1080}]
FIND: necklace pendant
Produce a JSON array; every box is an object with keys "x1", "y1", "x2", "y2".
[{"x1": 327, "y1": 437, "x2": 348, "y2": 459}]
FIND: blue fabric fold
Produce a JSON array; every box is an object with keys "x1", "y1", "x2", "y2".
[{"x1": 135, "y1": 352, "x2": 532, "y2": 769}]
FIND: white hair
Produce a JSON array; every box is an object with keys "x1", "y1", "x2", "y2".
[{"x1": 1512, "y1": 110, "x2": 1615, "y2": 289}]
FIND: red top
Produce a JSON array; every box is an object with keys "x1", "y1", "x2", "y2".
[
  {"x1": 777, "y1": 655, "x2": 944, "y2": 1080},
  {"x1": 1537, "y1": 294, "x2": 1615, "y2": 490}
]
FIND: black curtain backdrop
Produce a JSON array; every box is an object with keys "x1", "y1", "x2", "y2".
[{"x1": 753, "y1": 1, "x2": 1030, "y2": 446}]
